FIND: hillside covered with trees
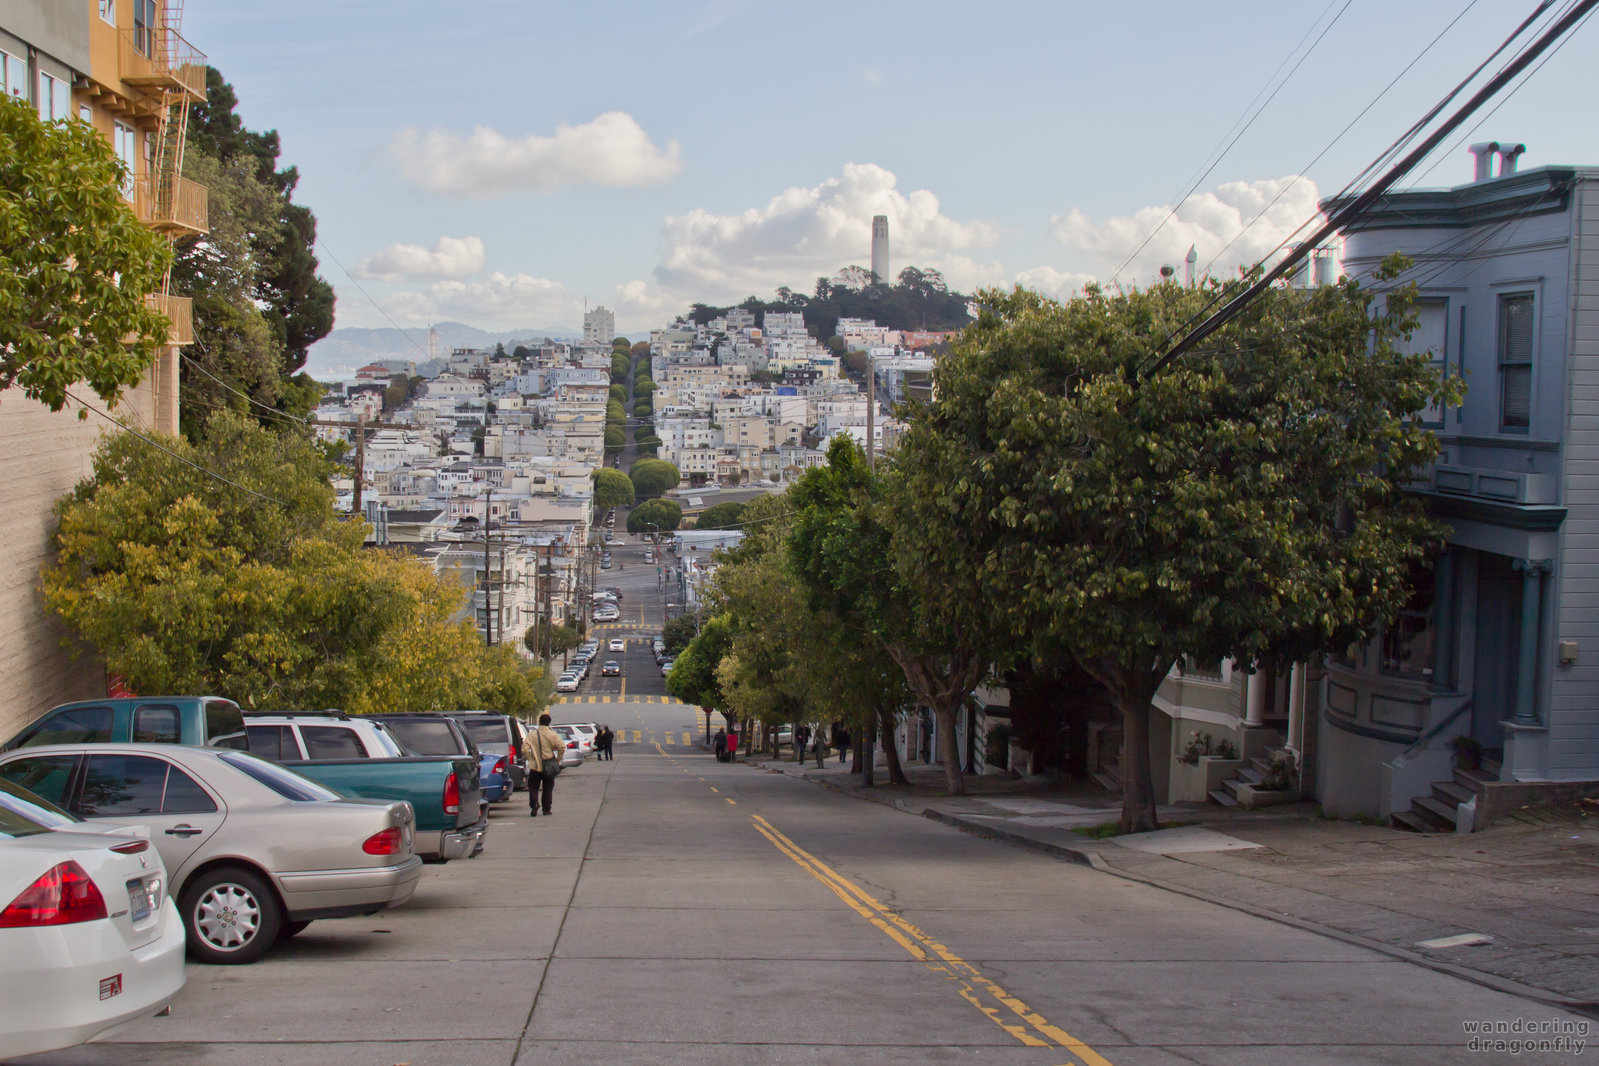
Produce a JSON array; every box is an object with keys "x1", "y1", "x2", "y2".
[{"x1": 688, "y1": 266, "x2": 971, "y2": 340}]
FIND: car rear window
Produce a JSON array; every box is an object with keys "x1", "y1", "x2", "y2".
[
  {"x1": 302, "y1": 726, "x2": 367, "y2": 760},
  {"x1": 383, "y1": 719, "x2": 465, "y2": 756},
  {"x1": 15, "y1": 705, "x2": 113, "y2": 747},
  {"x1": 219, "y1": 752, "x2": 342, "y2": 802},
  {"x1": 456, "y1": 719, "x2": 510, "y2": 748},
  {"x1": 205, "y1": 700, "x2": 247, "y2": 748}
]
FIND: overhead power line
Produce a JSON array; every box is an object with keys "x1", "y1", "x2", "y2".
[{"x1": 1140, "y1": 0, "x2": 1596, "y2": 382}]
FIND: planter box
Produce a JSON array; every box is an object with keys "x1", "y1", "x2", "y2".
[{"x1": 1169, "y1": 756, "x2": 1244, "y2": 803}]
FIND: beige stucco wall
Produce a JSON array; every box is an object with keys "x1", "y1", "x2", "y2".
[{"x1": 0, "y1": 383, "x2": 161, "y2": 739}]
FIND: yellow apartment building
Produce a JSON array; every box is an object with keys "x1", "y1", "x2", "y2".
[{"x1": 0, "y1": 0, "x2": 206, "y2": 735}]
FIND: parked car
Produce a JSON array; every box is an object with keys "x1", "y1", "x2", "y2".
[
  {"x1": 556, "y1": 673, "x2": 580, "y2": 693},
  {"x1": 478, "y1": 751, "x2": 512, "y2": 803},
  {"x1": 608, "y1": 638, "x2": 627, "y2": 652},
  {"x1": 0, "y1": 746, "x2": 422, "y2": 965},
  {"x1": 570, "y1": 724, "x2": 600, "y2": 751},
  {"x1": 242, "y1": 712, "x2": 485, "y2": 864},
  {"x1": 661, "y1": 659, "x2": 676, "y2": 676},
  {"x1": 0, "y1": 779, "x2": 186, "y2": 1058},
  {"x1": 443, "y1": 713, "x2": 529, "y2": 792},
  {"x1": 2, "y1": 697, "x2": 246, "y2": 752},
  {"x1": 368, "y1": 714, "x2": 502, "y2": 809},
  {"x1": 550, "y1": 725, "x2": 591, "y2": 762}
]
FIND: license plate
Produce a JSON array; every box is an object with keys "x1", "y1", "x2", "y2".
[{"x1": 126, "y1": 880, "x2": 152, "y2": 922}]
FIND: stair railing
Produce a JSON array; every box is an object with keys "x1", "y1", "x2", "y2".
[{"x1": 1399, "y1": 698, "x2": 1473, "y2": 761}]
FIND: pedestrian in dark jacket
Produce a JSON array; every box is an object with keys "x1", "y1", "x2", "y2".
[
  {"x1": 836, "y1": 726, "x2": 851, "y2": 765},
  {"x1": 713, "y1": 728, "x2": 727, "y2": 761}
]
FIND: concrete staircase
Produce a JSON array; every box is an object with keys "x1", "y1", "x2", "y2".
[
  {"x1": 1390, "y1": 754, "x2": 1500, "y2": 832},
  {"x1": 1209, "y1": 746, "x2": 1299, "y2": 809}
]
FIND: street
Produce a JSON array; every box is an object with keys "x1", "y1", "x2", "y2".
[{"x1": 15, "y1": 701, "x2": 1593, "y2": 1065}]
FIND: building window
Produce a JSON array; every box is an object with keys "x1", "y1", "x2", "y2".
[
  {"x1": 114, "y1": 121, "x2": 137, "y2": 199},
  {"x1": 1380, "y1": 562, "x2": 1435, "y2": 681},
  {"x1": 2, "y1": 50, "x2": 28, "y2": 102},
  {"x1": 37, "y1": 72, "x2": 70, "y2": 123},
  {"x1": 99, "y1": 0, "x2": 116, "y2": 24},
  {"x1": 133, "y1": 0, "x2": 155, "y2": 56},
  {"x1": 1498, "y1": 293, "x2": 1534, "y2": 431}
]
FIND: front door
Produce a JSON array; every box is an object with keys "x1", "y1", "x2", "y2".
[{"x1": 1472, "y1": 554, "x2": 1522, "y2": 750}]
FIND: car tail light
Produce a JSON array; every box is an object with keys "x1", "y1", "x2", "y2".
[
  {"x1": 0, "y1": 861, "x2": 108, "y2": 928},
  {"x1": 108, "y1": 839, "x2": 149, "y2": 855},
  {"x1": 363, "y1": 827, "x2": 403, "y2": 855},
  {"x1": 492, "y1": 757, "x2": 507, "y2": 776},
  {"x1": 442, "y1": 772, "x2": 461, "y2": 815},
  {"x1": 567, "y1": 741, "x2": 578, "y2": 749}
]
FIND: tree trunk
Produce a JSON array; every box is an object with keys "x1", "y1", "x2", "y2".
[
  {"x1": 1101, "y1": 664, "x2": 1168, "y2": 835},
  {"x1": 934, "y1": 702, "x2": 964, "y2": 795},
  {"x1": 862, "y1": 716, "x2": 876, "y2": 788},
  {"x1": 879, "y1": 708, "x2": 910, "y2": 785}
]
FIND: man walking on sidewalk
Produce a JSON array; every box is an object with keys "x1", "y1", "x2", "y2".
[{"x1": 524, "y1": 713, "x2": 565, "y2": 817}]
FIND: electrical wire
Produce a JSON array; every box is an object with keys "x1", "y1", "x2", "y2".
[
  {"x1": 179, "y1": 351, "x2": 315, "y2": 430},
  {"x1": 1108, "y1": 0, "x2": 1352, "y2": 287},
  {"x1": 1199, "y1": 0, "x2": 1484, "y2": 280},
  {"x1": 313, "y1": 237, "x2": 435, "y2": 364},
  {"x1": 63, "y1": 389, "x2": 295, "y2": 508}
]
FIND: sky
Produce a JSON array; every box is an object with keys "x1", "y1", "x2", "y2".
[{"x1": 183, "y1": 0, "x2": 1597, "y2": 354}]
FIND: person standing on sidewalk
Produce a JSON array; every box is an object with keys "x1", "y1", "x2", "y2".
[
  {"x1": 524, "y1": 713, "x2": 565, "y2": 817},
  {"x1": 836, "y1": 726, "x2": 851, "y2": 766}
]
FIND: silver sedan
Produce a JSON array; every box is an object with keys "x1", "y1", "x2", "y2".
[{"x1": 0, "y1": 744, "x2": 423, "y2": 965}]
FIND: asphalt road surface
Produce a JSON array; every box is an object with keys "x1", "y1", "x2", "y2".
[{"x1": 15, "y1": 693, "x2": 1591, "y2": 1065}]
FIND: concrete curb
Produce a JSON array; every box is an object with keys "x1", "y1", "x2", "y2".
[{"x1": 925, "y1": 809, "x2": 1595, "y2": 1017}]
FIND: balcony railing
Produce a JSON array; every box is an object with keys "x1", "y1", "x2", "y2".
[
  {"x1": 136, "y1": 174, "x2": 208, "y2": 235},
  {"x1": 145, "y1": 293, "x2": 193, "y2": 346},
  {"x1": 118, "y1": 26, "x2": 207, "y2": 99}
]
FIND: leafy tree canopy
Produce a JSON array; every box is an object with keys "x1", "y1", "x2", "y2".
[
  {"x1": 627, "y1": 497, "x2": 682, "y2": 534},
  {"x1": 592, "y1": 468, "x2": 635, "y2": 511},
  {"x1": 893, "y1": 272, "x2": 1460, "y2": 828},
  {"x1": 0, "y1": 98, "x2": 171, "y2": 411},
  {"x1": 666, "y1": 614, "x2": 733, "y2": 709},
  {"x1": 42, "y1": 412, "x2": 546, "y2": 713},
  {"x1": 629, "y1": 458, "x2": 681, "y2": 497},
  {"x1": 695, "y1": 501, "x2": 747, "y2": 530},
  {"x1": 686, "y1": 264, "x2": 971, "y2": 341}
]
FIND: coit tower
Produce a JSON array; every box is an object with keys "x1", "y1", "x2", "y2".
[{"x1": 871, "y1": 215, "x2": 889, "y2": 284}]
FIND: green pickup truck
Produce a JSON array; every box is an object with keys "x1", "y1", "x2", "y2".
[{"x1": 2, "y1": 698, "x2": 485, "y2": 862}]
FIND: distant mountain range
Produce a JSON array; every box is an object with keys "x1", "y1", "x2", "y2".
[{"x1": 305, "y1": 321, "x2": 582, "y2": 380}]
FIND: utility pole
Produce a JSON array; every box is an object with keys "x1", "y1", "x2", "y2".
[
  {"x1": 482, "y1": 487, "x2": 493, "y2": 647},
  {"x1": 306, "y1": 415, "x2": 410, "y2": 518},
  {"x1": 866, "y1": 351, "x2": 876, "y2": 472}
]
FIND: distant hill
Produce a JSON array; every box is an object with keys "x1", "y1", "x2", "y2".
[{"x1": 305, "y1": 321, "x2": 581, "y2": 379}]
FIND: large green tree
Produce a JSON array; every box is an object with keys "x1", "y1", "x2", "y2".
[
  {"x1": 593, "y1": 468, "x2": 635, "y2": 511},
  {"x1": 627, "y1": 497, "x2": 682, "y2": 534},
  {"x1": 695, "y1": 501, "x2": 747, "y2": 530},
  {"x1": 42, "y1": 413, "x2": 546, "y2": 714},
  {"x1": 0, "y1": 97, "x2": 171, "y2": 411},
  {"x1": 629, "y1": 458, "x2": 680, "y2": 498},
  {"x1": 172, "y1": 67, "x2": 335, "y2": 434},
  {"x1": 895, "y1": 272, "x2": 1460, "y2": 831},
  {"x1": 790, "y1": 437, "x2": 993, "y2": 793}
]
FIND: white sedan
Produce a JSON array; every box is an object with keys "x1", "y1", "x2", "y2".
[
  {"x1": 0, "y1": 779, "x2": 186, "y2": 1059},
  {"x1": 608, "y1": 638, "x2": 627, "y2": 652},
  {"x1": 555, "y1": 673, "x2": 580, "y2": 693}
]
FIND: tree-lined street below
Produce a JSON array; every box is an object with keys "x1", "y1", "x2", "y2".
[{"x1": 17, "y1": 717, "x2": 1590, "y2": 1066}]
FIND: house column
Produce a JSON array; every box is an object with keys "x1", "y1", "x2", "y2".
[
  {"x1": 1511, "y1": 559, "x2": 1550, "y2": 724},
  {"x1": 1244, "y1": 670, "x2": 1267, "y2": 727},
  {"x1": 1431, "y1": 548, "x2": 1456, "y2": 689}
]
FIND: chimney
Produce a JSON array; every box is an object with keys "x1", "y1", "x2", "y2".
[
  {"x1": 1497, "y1": 142, "x2": 1526, "y2": 177},
  {"x1": 1469, "y1": 142, "x2": 1500, "y2": 183}
]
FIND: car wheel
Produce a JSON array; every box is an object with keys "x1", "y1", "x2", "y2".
[
  {"x1": 180, "y1": 866, "x2": 282, "y2": 965},
  {"x1": 279, "y1": 920, "x2": 312, "y2": 941}
]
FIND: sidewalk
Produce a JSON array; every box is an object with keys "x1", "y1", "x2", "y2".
[{"x1": 750, "y1": 751, "x2": 1599, "y2": 1011}]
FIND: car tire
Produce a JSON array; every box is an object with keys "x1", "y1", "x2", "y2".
[
  {"x1": 279, "y1": 920, "x2": 312, "y2": 941},
  {"x1": 180, "y1": 865, "x2": 283, "y2": 965}
]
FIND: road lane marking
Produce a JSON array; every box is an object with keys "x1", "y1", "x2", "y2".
[
  {"x1": 750, "y1": 815, "x2": 1113, "y2": 1066},
  {"x1": 708, "y1": 787, "x2": 719, "y2": 793},
  {"x1": 725, "y1": 798, "x2": 736, "y2": 805}
]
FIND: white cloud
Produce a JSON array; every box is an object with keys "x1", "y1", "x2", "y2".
[
  {"x1": 365, "y1": 273, "x2": 583, "y2": 330},
  {"x1": 390, "y1": 112, "x2": 682, "y2": 198},
  {"x1": 1012, "y1": 265, "x2": 1100, "y2": 301},
  {"x1": 1049, "y1": 175, "x2": 1323, "y2": 286},
  {"x1": 865, "y1": 66, "x2": 884, "y2": 85},
  {"x1": 653, "y1": 162, "x2": 997, "y2": 303},
  {"x1": 353, "y1": 235, "x2": 485, "y2": 282}
]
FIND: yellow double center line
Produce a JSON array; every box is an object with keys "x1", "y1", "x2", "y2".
[{"x1": 750, "y1": 814, "x2": 1113, "y2": 1066}]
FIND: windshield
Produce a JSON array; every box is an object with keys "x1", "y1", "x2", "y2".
[
  {"x1": 219, "y1": 751, "x2": 343, "y2": 802},
  {"x1": 0, "y1": 778, "x2": 79, "y2": 837}
]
